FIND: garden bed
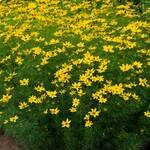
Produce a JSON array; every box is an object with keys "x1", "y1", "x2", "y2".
[{"x1": 0, "y1": 0, "x2": 150, "y2": 150}]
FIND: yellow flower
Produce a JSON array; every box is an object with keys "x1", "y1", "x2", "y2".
[
  {"x1": 77, "y1": 42, "x2": 84, "y2": 48},
  {"x1": 139, "y1": 78, "x2": 148, "y2": 87},
  {"x1": 34, "y1": 85, "x2": 45, "y2": 92},
  {"x1": 54, "y1": 30, "x2": 63, "y2": 37},
  {"x1": 0, "y1": 55, "x2": 11, "y2": 64},
  {"x1": 121, "y1": 93, "x2": 131, "y2": 101},
  {"x1": 89, "y1": 46, "x2": 96, "y2": 51},
  {"x1": 132, "y1": 93, "x2": 139, "y2": 100},
  {"x1": 19, "y1": 79, "x2": 29, "y2": 86},
  {"x1": 15, "y1": 56, "x2": 24, "y2": 65},
  {"x1": 0, "y1": 70, "x2": 3, "y2": 75},
  {"x1": 5, "y1": 72, "x2": 17, "y2": 82},
  {"x1": 18, "y1": 102, "x2": 29, "y2": 109},
  {"x1": 132, "y1": 61, "x2": 142, "y2": 68},
  {"x1": 41, "y1": 57, "x2": 49, "y2": 66},
  {"x1": 84, "y1": 114, "x2": 90, "y2": 120},
  {"x1": 63, "y1": 41, "x2": 73, "y2": 48},
  {"x1": 24, "y1": 49, "x2": 31, "y2": 55},
  {"x1": 71, "y1": 82, "x2": 82, "y2": 91},
  {"x1": 28, "y1": 96, "x2": 41, "y2": 104},
  {"x1": 61, "y1": 118, "x2": 71, "y2": 128},
  {"x1": 136, "y1": 69, "x2": 143, "y2": 74},
  {"x1": 97, "y1": 60, "x2": 109, "y2": 73},
  {"x1": 120, "y1": 64, "x2": 133, "y2": 72},
  {"x1": 46, "y1": 91, "x2": 57, "y2": 98},
  {"x1": 103, "y1": 45, "x2": 114, "y2": 53},
  {"x1": 11, "y1": 44, "x2": 20, "y2": 53},
  {"x1": 69, "y1": 107, "x2": 77, "y2": 113},
  {"x1": 49, "y1": 39, "x2": 59, "y2": 45},
  {"x1": 55, "y1": 70, "x2": 71, "y2": 83},
  {"x1": 43, "y1": 109, "x2": 48, "y2": 114},
  {"x1": 9, "y1": 115, "x2": 18, "y2": 123},
  {"x1": 88, "y1": 108, "x2": 100, "y2": 118},
  {"x1": 72, "y1": 98, "x2": 80, "y2": 107},
  {"x1": 4, "y1": 120, "x2": 9, "y2": 124},
  {"x1": 30, "y1": 31, "x2": 39, "y2": 37},
  {"x1": 85, "y1": 120, "x2": 93, "y2": 128},
  {"x1": 69, "y1": 90, "x2": 76, "y2": 96},
  {"x1": 144, "y1": 111, "x2": 150, "y2": 118},
  {"x1": 1, "y1": 94, "x2": 12, "y2": 103},
  {"x1": 35, "y1": 37, "x2": 45, "y2": 42},
  {"x1": 109, "y1": 84, "x2": 124, "y2": 95},
  {"x1": 5, "y1": 87, "x2": 14, "y2": 93},
  {"x1": 28, "y1": 95, "x2": 37, "y2": 103},
  {"x1": 21, "y1": 34, "x2": 31, "y2": 42},
  {"x1": 32, "y1": 47, "x2": 42, "y2": 55},
  {"x1": 98, "y1": 96, "x2": 107, "y2": 103},
  {"x1": 59, "y1": 90, "x2": 66, "y2": 94},
  {"x1": 91, "y1": 76, "x2": 104, "y2": 82},
  {"x1": 83, "y1": 52, "x2": 94, "y2": 64},
  {"x1": 50, "y1": 108, "x2": 60, "y2": 115},
  {"x1": 77, "y1": 89, "x2": 85, "y2": 97}
]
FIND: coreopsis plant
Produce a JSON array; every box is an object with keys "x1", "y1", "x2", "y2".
[{"x1": 0, "y1": 0, "x2": 150, "y2": 150}]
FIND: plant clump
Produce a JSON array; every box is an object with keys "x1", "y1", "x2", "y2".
[{"x1": 0, "y1": 0, "x2": 150, "y2": 150}]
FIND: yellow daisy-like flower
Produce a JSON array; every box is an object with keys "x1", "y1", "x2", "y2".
[
  {"x1": 77, "y1": 89, "x2": 85, "y2": 97},
  {"x1": 69, "y1": 107, "x2": 77, "y2": 113},
  {"x1": 72, "y1": 98, "x2": 80, "y2": 107},
  {"x1": 144, "y1": 111, "x2": 150, "y2": 118},
  {"x1": 103, "y1": 45, "x2": 114, "y2": 53},
  {"x1": 34, "y1": 85, "x2": 45, "y2": 92},
  {"x1": 15, "y1": 56, "x2": 24, "y2": 65},
  {"x1": 4, "y1": 120, "x2": 9, "y2": 124},
  {"x1": 50, "y1": 108, "x2": 60, "y2": 115},
  {"x1": 18, "y1": 102, "x2": 29, "y2": 110},
  {"x1": 63, "y1": 41, "x2": 73, "y2": 48},
  {"x1": 120, "y1": 64, "x2": 133, "y2": 72},
  {"x1": 46, "y1": 91, "x2": 57, "y2": 98},
  {"x1": 85, "y1": 120, "x2": 93, "y2": 128},
  {"x1": 49, "y1": 39, "x2": 59, "y2": 45},
  {"x1": 19, "y1": 79, "x2": 29, "y2": 86},
  {"x1": 84, "y1": 114, "x2": 90, "y2": 120},
  {"x1": 88, "y1": 108, "x2": 100, "y2": 118},
  {"x1": 77, "y1": 42, "x2": 84, "y2": 48},
  {"x1": 139, "y1": 78, "x2": 148, "y2": 87},
  {"x1": 132, "y1": 61, "x2": 142, "y2": 68},
  {"x1": 71, "y1": 82, "x2": 82, "y2": 91},
  {"x1": 9, "y1": 115, "x2": 19, "y2": 123},
  {"x1": 43, "y1": 109, "x2": 48, "y2": 114},
  {"x1": 28, "y1": 95, "x2": 37, "y2": 103},
  {"x1": 98, "y1": 97, "x2": 107, "y2": 103},
  {"x1": 61, "y1": 118, "x2": 71, "y2": 128},
  {"x1": 32, "y1": 47, "x2": 42, "y2": 55},
  {"x1": 1, "y1": 94, "x2": 12, "y2": 103}
]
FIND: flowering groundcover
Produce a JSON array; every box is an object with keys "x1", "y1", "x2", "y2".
[{"x1": 0, "y1": 0, "x2": 150, "y2": 149}]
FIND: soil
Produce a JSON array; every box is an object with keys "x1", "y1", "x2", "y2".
[{"x1": 0, "y1": 130, "x2": 24, "y2": 150}]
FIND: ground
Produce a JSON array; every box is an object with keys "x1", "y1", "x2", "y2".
[{"x1": 0, "y1": 130, "x2": 24, "y2": 150}]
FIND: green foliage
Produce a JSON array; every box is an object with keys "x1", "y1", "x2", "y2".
[{"x1": 0, "y1": 0, "x2": 150, "y2": 150}]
